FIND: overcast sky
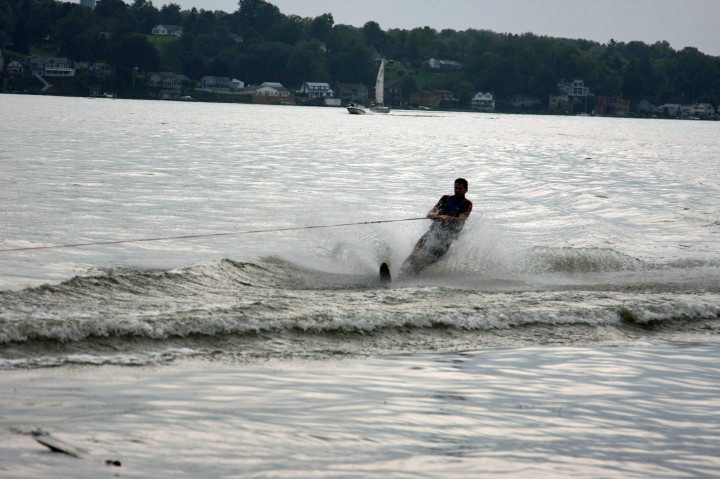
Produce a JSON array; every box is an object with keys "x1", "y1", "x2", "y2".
[{"x1": 149, "y1": 0, "x2": 720, "y2": 56}]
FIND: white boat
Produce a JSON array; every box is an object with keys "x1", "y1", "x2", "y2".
[
  {"x1": 346, "y1": 102, "x2": 367, "y2": 114},
  {"x1": 370, "y1": 58, "x2": 390, "y2": 113}
]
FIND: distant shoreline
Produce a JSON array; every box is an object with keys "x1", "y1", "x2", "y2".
[{"x1": 2, "y1": 91, "x2": 717, "y2": 121}]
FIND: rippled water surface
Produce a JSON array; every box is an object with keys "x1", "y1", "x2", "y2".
[
  {"x1": 3, "y1": 344, "x2": 720, "y2": 478},
  {"x1": 1, "y1": 94, "x2": 719, "y2": 477}
]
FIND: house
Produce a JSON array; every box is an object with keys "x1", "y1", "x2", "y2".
[
  {"x1": 200, "y1": 76, "x2": 246, "y2": 93},
  {"x1": 689, "y1": 103, "x2": 716, "y2": 119},
  {"x1": 7, "y1": 60, "x2": 24, "y2": 76},
  {"x1": 427, "y1": 58, "x2": 463, "y2": 72},
  {"x1": 299, "y1": 82, "x2": 334, "y2": 98},
  {"x1": 240, "y1": 85, "x2": 259, "y2": 95},
  {"x1": 147, "y1": 72, "x2": 191, "y2": 100},
  {"x1": 336, "y1": 83, "x2": 369, "y2": 103},
  {"x1": 228, "y1": 79, "x2": 245, "y2": 92},
  {"x1": 551, "y1": 79, "x2": 591, "y2": 113},
  {"x1": 383, "y1": 79, "x2": 402, "y2": 106},
  {"x1": 549, "y1": 94, "x2": 572, "y2": 113},
  {"x1": 26, "y1": 56, "x2": 75, "y2": 77},
  {"x1": 201, "y1": 76, "x2": 230, "y2": 89},
  {"x1": 471, "y1": 92, "x2": 495, "y2": 111},
  {"x1": 596, "y1": 96, "x2": 630, "y2": 116},
  {"x1": 410, "y1": 90, "x2": 455, "y2": 109},
  {"x1": 255, "y1": 82, "x2": 290, "y2": 97},
  {"x1": 151, "y1": 25, "x2": 184, "y2": 37},
  {"x1": 655, "y1": 103, "x2": 683, "y2": 118},
  {"x1": 557, "y1": 79, "x2": 590, "y2": 98},
  {"x1": 246, "y1": 83, "x2": 295, "y2": 105},
  {"x1": 637, "y1": 99, "x2": 655, "y2": 115}
]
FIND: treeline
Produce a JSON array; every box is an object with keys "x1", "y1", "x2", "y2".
[{"x1": 2, "y1": 0, "x2": 720, "y2": 106}]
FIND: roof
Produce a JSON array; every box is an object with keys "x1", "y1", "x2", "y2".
[
  {"x1": 201, "y1": 76, "x2": 231, "y2": 82},
  {"x1": 303, "y1": 82, "x2": 331, "y2": 88},
  {"x1": 155, "y1": 24, "x2": 182, "y2": 31},
  {"x1": 257, "y1": 85, "x2": 290, "y2": 93}
]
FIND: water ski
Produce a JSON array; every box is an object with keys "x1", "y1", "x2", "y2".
[{"x1": 379, "y1": 262, "x2": 391, "y2": 282}]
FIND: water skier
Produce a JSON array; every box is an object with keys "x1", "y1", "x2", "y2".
[{"x1": 400, "y1": 178, "x2": 472, "y2": 275}]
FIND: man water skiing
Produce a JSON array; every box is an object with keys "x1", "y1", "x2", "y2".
[{"x1": 399, "y1": 178, "x2": 472, "y2": 275}]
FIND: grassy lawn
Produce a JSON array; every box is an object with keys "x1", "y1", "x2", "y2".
[{"x1": 144, "y1": 34, "x2": 178, "y2": 50}]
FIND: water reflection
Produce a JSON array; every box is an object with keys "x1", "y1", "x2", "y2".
[{"x1": 3, "y1": 342, "x2": 719, "y2": 478}]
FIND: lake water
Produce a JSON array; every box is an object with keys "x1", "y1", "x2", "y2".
[{"x1": 1, "y1": 94, "x2": 719, "y2": 477}]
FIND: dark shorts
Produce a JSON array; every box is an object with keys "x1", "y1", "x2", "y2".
[{"x1": 414, "y1": 228, "x2": 455, "y2": 260}]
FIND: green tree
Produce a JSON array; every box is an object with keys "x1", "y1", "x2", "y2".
[
  {"x1": 129, "y1": 0, "x2": 159, "y2": 34},
  {"x1": 108, "y1": 33, "x2": 159, "y2": 72},
  {"x1": 405, "y1": 26, "x2": 437, "y2": 60},
  {"x1": 457, "y1": 79, "x2": 474, "y2": 105},
  {"x1": 11, "y1": 0, "x2": 30, "y2": 53},
  {"x1": 326, "y1": 24, "x2": 364, "y2": 52},
  {"x1": 399, "y1": 74, "x2": 417, "y2": 99},
  {"x1": 195, "y1": 33, "x2": 234, "y2": 59},
  {"x1": 207, "y1": 55, "x2": 230, "y2": 76},
  {"x1": 328, "y1": 42, "x2": 374, "y2": 84},
  {"x1": 234, "y1": 0, "x2": 282, "y2": 36},
  {"x1": 363, "y1": 21, "x2": 386, "y2": 52},
  {"x1": 306, "y1": 13, "x2": 333, "y2": 42},
  {"x1": 26, "y1": 0, "x2": 56, "y2": 46},
  {"x1": 159, "y1": 3, "x2": 182, "y2": 25},
  {"x1": 160, "y1": 32, "x2": 195, "y2": 72},
  {"x1": 246, "y1": 41, "x2": 292, "y2": 81},
  {"x1": 188, "y1": 9, "x2": 217, "y2": 35},
  {"x1": 285, "y1": 39, "x2": 327, "y2": 86},
  {"x1": 0, "y1": 0, "x2": 16, "y2": 48},
  {"x1": 265, "y1": 14, "x2": 302, "y2": 44},
  {"x1": 181, "y1": 53, "x2": 205, "y2": 79},
  {"x1": 94, "y1": 0, "x2": 132, "y2": 32},
  {"x1": 54, "y1": 6, "x2": 97, "y2": 59}
]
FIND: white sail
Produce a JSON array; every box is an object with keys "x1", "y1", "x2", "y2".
[{"x1": 375, "y1": 58, "x2": 385, "y2": 106}]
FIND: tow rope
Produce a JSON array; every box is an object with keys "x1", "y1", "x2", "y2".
[{"x1": 0, "y1": 217, "x2": 428, "y2": 253}]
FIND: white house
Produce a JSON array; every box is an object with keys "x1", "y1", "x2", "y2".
[
  {"x1": 689, "y1": 103, "x2": 716, "y2": 119},
  {"x1": 655, "y1": 103, "x2": 683, "y2": 117},
  {"x1": 26, "y1": 56, "x2": 74, "y2": 77},
  {"x1": 7, "y1": 60, "x2": 23, "y2": 75},
  {"x1": 229, "y1": 79, "x2": 245, "y2": 91},
  {"x1": 255, "y1": 82, "x2": 290, "y2": 97},
  {"x1": 557, "y1": 79, "x2": 590, "y2": 98},
  {"x1": 151, "y1": 25, "x2": 184, "y2": 37},
  {"x1": 200, "y1": 76, "x2": 246, "y2": 92},
  {"x1": 471, "y1": 91, "x2": 495, "y2": 111},
  {"x1": 201, "y1": 76, "x2": 230, "y2": 89},
  {"x1": 299, "y1": 82, "x2": 334, "y2": 98}
]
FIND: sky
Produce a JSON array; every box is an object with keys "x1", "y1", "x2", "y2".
[{"x1": 149, "y1": 0, "x2": 720, "y2": 57}]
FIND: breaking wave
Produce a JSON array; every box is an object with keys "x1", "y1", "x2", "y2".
[{"x1": 1, "y1": 251, "x2": 719, "y2": 368}]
